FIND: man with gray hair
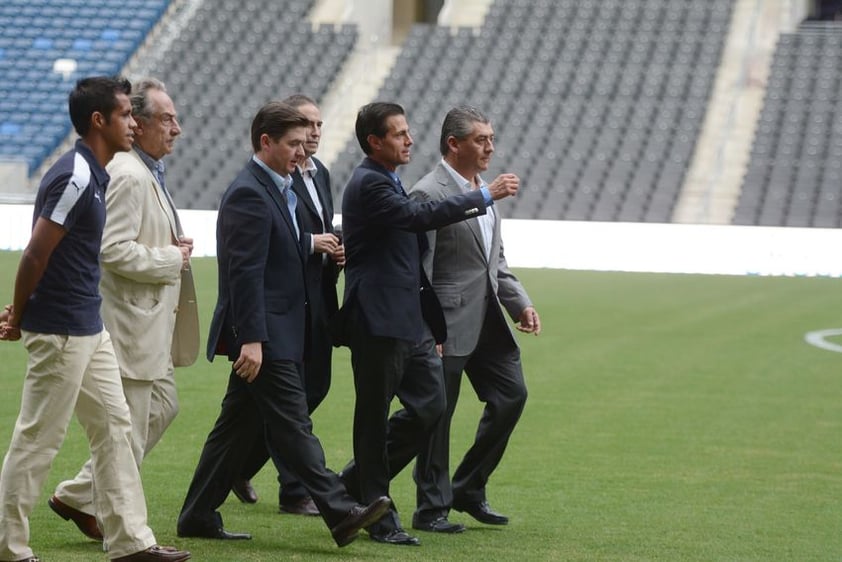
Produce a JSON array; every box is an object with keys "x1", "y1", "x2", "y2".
[
  {"x1": 49, "y1": 78, "x2": 199, "y2": 540},
  {"x1": 409, "y1": 105, "x2": 540, "y2": 533}
]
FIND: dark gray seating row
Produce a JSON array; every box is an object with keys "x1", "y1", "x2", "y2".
[
  {"x1": 734, "y1": 24, "x2": 842, "y2": 228},
  {"x1": 159, "y1": 0, "x2": 357, "y2": 210},
  {"x1": 330, "y1": 0, "x2": 733, "y2": 222}
]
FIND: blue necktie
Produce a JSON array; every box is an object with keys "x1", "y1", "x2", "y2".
[
  {"x1": 154, "y1": 160, "x2": 166, "y2": 192},
  {"x1": 283, "y1": 181, "x2": 300, "y2": 240},
  {"x1": 392, "y1": 173, "x2": 427, "y2": 253},
  {"x1": 391, "y1": 173, "x2": 407, "y2": 196}
]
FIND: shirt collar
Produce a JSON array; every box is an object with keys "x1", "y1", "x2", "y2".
[
  {"x1": 253, "y1": 155, "x2": 292, "y2": 191},
  {"x1": 363, "y1": 156, "x2": 394, "y2": 176},
  {"x1": 297, "y1": 156, "x2": 317, "y2": 177},
  {"x1": 441, "y1": 158, "x2": 485, "y2": 192},
  {"x1": 74, "y1": 139, "x2": 110, "y2": 186},
  {"x1": 361, "y1": 157, "x2": 403, "y2": 189},
  {"x1": 134, "y1": 144, "x2": 161, "y2": 172}
]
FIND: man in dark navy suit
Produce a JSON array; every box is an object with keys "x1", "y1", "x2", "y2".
[
  {"x1": 231, "y1": 95, "x2": 342, "y2": 517},
  {"x1": 287, "y1": 93, "x2": 342, "y2": 417},
  {"x1": 335, "y1": 102, "x2": 518, "y2": 546},
  {"x1": 176, "y1": 101, "x2": 389, "y2": 548}
]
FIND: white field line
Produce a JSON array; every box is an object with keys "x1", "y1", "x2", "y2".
[{"x1": 804, "y1": 329, "x2": 842, "y2": 353}]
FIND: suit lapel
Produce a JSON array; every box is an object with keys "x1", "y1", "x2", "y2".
[
  {"x1": 158, "y1": 179, "x2": 183, "y2": 237},
  {"x1": 312, "y1": 163, "x2": 333, "y2": 228},
  {"x1": 248, "y1": 161, "x2": 304, "y2": 261},
  {"x1": 489, "y1": 204, "x2": 501, "y2": 269},
  {"x1": 131, "y1": 149, "x2": 179, "y2": 240},
  {"x1": 291, "y1": 169, "x2": 320, "y2": 225},
  {"x1": 436, "y1": 163, "x2": 486, "y2": 262},
  {"x1": 292, "y1": 162, "x2": 333, "y2": 232},
  {"x1": 363, "y1": 156, "x2": 405, "y2": 197}
]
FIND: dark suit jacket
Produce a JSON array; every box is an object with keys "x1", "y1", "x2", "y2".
[
  {"x1": 207, "y1": 158, "x2": 308, "y2": 363},
  {"x1": 339, "y1": 157, "x2": 488, "y2": 344},
  {"x1": 291, "y1": 157, "x2": 339, "y2": 322}
]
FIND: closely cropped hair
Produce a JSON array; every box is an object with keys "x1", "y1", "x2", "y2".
[
  {"x1": 282, "y1": 94, "x2": 317, "y2": 109},
  {"x1": 355, "y1": 102, "x2": 405, "y2": 155},
  {"x1": 69, "y1": 75, "x2": 132, "y2": 137},
  {"x1": 440, "y1": 106, "x2": 490, "y2": 156},
  {"x1": 250, "y1": 101, "x2": 309, "y2": 153},
  {"x1": 130, "y1": 77, "x2": 167, "y2": 120}
]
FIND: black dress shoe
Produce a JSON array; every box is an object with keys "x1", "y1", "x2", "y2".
[
  {"x1": 452, "y1": 501, "x2": 509, "y2": 525},
  {"x1": 330, "y1": 496, "x2": 392, "y2": 547},
  {"x1": 412, "y1": 515, "x2": 466, "y2": 533},
  {"x1": 177, "y1": 525, "x2": 252, "y2": 540},
  {"x1": 369, "y1": 528, "x2": 421, "y2": 546},
  {"x1": 231, "y1": 479, "x2": 258, "y2": 504},
  {"x1": 279, "y1": 496, "x2": 320, "y2": 516},
  {"x1": 48, "y1": 495, "x2": 103, "y2": 541}
]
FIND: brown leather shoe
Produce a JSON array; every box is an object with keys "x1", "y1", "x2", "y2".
[
  {"x1": 279, "y1": 496, "x2": 320, "y2": 516},
  {"x1": 48, "y1": 496, "x2": 102, "y2": 541},
  {"x1": 111, "y1": 545, "x2": 191, "y2": 561},
  {"x1": 231, "y1": 479, "x2": 258, "y2": 504},
  {"x1": 330, "y1": 496, "x2": 391, "y2": 547}
]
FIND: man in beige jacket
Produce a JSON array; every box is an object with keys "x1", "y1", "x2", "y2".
[{"x1": 49, "y1": 78, "x2": 199, "y2": 540}]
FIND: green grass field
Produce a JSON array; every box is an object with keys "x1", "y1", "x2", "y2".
[{"x1": 0, "y1": 251, "x2": 840, "y2": 561}]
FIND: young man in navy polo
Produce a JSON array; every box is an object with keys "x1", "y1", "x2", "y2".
[{"x1": 0, "y1": 76, "x2": 190, "y2": 562}]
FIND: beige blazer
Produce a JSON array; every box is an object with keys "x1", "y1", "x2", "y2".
[{"x1": 100, "y1": 149, "x2": 199, "y2": 381}]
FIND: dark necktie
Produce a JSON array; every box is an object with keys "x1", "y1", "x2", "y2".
[
  {"x1": 310, "y1": 169, "x2": 332, "y2": 233},
  {"x1": 392, "y1": 173, "x2": 427, "y2": 254}
]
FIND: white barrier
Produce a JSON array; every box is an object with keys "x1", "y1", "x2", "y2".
[
  {"x1": 499, "y1": 219, "x2": 842, "y2": 277},
  {"x1": 3, "y1": 205, "x2": 841, "y2": 277}
]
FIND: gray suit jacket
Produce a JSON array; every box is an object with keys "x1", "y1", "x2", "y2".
[{"x1": 410, "y1": 162, "x2": 532, "y2": 356}]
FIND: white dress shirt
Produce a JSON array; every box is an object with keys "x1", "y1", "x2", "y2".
[{"x1": 441, "y1": 159, "x2": 494, "y2": 261}]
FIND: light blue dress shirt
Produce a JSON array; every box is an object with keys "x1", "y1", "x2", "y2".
[{"x1": 253, "y1": 155, "x2": 300, "y2": 240}]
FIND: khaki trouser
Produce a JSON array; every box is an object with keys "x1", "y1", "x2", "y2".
[
  {"x1": 0, "y1": 330, "x2": 156, "y2": 560},
  {"x1": 55, "y1": 371, "x2": 179, "y2": 516}
]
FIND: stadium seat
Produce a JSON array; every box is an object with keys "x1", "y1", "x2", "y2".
[
  {"x1": 157, "y1": 0, "x2": 362, "y2": 209},
  {"x1": 0, "y1": 0, "x2": 172, "y2": 174},
  {"x1": 735, "y1": 24, "x2": 842, "y2": 227},
  {"x1": 331, "y1": 0, "x2": 734, "y2": 220}
]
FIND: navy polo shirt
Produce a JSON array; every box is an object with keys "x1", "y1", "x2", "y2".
[{"x1": 21, "y1": 140, "x2": 109, "y2": 335}]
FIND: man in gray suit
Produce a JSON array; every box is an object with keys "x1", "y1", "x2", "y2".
[{"x1": 409, "y1": 106, "x2": 541, "y2": 533}]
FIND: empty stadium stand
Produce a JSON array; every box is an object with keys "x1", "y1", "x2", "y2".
[
  {"x1": 0, "y1": 0, "x2": 170, "y2": 174},
  {"x1": 330, "y1": 0, "x2": 734, "y2": 222},
  {"x1": 733, "y1": 22, "x2": 842, "y2": 228},
  {"x1": 159, "y1": 0, "x2": 357, "y2": 210},
  {"x1": 18, "y1": 0, "x2": 836, "y2": 229}
]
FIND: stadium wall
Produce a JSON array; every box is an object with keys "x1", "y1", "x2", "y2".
[{"x1": 0, "y1": 205, "x2": 839, "y2": 277}]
